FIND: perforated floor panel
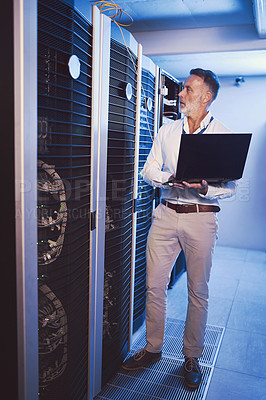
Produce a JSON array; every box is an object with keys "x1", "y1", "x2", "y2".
[
  {"x1": 94, "y1": 318, "x2": 224, "y2": 400},
  {"x1": 132, "y1": 318, "x2": 224, "y2": 367}
]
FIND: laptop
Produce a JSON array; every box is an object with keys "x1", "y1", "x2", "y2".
[{"x1": 163, "y1": 133, "x2": 252, "y2": 185}]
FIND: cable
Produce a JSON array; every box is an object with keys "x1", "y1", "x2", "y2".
[
  {"x1": 37, "y1": 160, "x2": 68, "y2": 265},
  {"x1": 93, "y1": 0, "x2": 159, "y2": 186},
  {"x1": 93, "y1": 0, "x2": 154, "y2": 144},
  {"x1": 39, "y1": 283, "x2": 68, "y2": 387},
  {"x1": 93, "y1": 0, "x2": 133, "y2": 27}
]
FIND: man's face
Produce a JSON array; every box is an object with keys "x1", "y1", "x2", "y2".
[{"x1": 178, "y1": 74, "x2": 208, "y2": 117}]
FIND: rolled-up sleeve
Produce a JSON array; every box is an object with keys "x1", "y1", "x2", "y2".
[{"x1": 201, "y1": 180, "x2": 238, "y2": 200}]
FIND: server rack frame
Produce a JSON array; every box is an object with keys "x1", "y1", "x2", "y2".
[
  {"x1": 91, "y1": 7, "x2": 111, "y2": 398},
  {"x1": 14, "y1": 0, "x2": 38, "y2": 398}
]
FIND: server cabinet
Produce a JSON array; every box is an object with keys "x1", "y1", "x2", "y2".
[
  {"x1": 37, "y1": 1, "x2": 96, "y2": 398},
  {"x1": 133, "y1": 56, "x2": 159, "y2": 333},
  {"x1": 101, "y1": 24, "x2": 142, "y2": 384}
]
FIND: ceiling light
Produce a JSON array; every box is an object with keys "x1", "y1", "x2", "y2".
[{"x1": 253, "y1": 0, "x2": 266, "y2": 37}]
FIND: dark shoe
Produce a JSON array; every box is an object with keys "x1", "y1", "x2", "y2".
[
  {"x1": 184, "y1": 357, "x2": 202, "y2": 389},
  {"x1": 122, "y1": 349, "x2": 162, "y2": 370}
]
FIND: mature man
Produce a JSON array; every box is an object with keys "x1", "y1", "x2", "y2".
[{"x1": 122, "y1": 68, "x2": 237, "y2": 389}]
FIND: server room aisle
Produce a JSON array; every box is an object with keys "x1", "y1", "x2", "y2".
[{"x1": 167, "y1": 245, "x2": 266, "y2": 400}]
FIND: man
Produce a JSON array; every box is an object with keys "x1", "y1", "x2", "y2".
[{"x1": 122, "y1": 68, "x2": 237, "y2": 389}]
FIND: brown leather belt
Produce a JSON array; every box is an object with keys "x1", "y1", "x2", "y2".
[{"x1": 161, "y1": 199, "x2": 220, "y2": 213}]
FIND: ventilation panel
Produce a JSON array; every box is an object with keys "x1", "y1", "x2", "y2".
[
  {"x1": 102, "y1": 32, "x2": 139, "y2": 385},
  {"x1": 38, "y1": 1, "x2": 93, "y2": 398},
  {"x1": 133, "y1": 58, "x2": 158, "y2": 332}
]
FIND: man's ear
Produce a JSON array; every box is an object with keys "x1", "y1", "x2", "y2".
[{"x1": 202, "y1": 91, "x2": 212, "y2": 105}]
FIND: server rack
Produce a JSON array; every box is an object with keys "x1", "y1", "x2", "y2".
[
  {"x1": 133, "y1": 56, "x2": 159, "y2": 333},
  {"x1": 37, "y1": 1, "x2": 100, "y2": 398},
  {"x1": 101, "y1": 23, "x2": 142, "y2": 385}
]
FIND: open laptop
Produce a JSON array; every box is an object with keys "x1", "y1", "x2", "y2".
[{"x1": 163, "y1": 133, "x2": 252, "y2": 185}]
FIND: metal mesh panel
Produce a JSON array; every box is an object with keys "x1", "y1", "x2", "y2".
[
  {"x1": 132, "y1": 318, "x2": 224, "y2": 366},
  {"x1": 133, "y1": 68, "x2": 156, "y2": 332},
  {"x1": 95, "y1": 318, "x2": 224, "y2": 400},
  {"x1": 38, "y1": 1, "x2": 92, "y2": 399},
  {"x1": 95, "y1": 359, "x2": 212, "y2": 400},
  {"x1": 102, "y1": 38, "x2": 137, "y2": 385}
]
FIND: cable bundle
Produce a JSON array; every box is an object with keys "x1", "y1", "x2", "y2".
[
  {"x1": 93, "y1": 0, "x2": 133, "y2": 26},
  {"x1": 37, "y1": 160, "x2": 68, "y2": 265}
]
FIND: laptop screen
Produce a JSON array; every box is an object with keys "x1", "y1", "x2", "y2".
[{"x1": 175, "y1": 133, "x2": 252, "y2": 183}]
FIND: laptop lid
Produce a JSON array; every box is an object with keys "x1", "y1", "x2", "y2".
[{"x1": 175, "y1": 133, "x2": 252, "y2": 183}]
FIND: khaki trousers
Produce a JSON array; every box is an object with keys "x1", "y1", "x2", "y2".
[{"x1": 145, "y1": 203, "x2": 218, "y2": 358}]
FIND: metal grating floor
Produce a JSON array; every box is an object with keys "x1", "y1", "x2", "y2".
[
  {"x1": 94, "y1": 318, "x2": 224, "y2": 400},
  {"x1": 132, "y1": 318, "x2": 224, "y2": 366}
]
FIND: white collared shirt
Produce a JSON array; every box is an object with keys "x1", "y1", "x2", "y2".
[
  {"x1": 183, "y1": 111, "x2": 213, "y2": 134},
  {"x1": 141, "y1": 112, "x2": 237, "y2": 206}
]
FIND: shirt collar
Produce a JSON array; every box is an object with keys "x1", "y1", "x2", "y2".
[{"x1": 183, "y1": 111, "x2": 212, "y2": 134}]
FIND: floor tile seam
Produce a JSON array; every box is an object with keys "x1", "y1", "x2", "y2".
[
  {"x1": 227, "y1": 298, "x2": 266, "y2": 308},
  {"x1": 209, "y1": 273, "x2": 243, "y2": 281},
  {"x1": 209, "y1": 275, "x2": 240, "y2": 288},
  {"x1": 238, "y1": 277, "x2": 266, "y2": 285},
  {"x1": 212, "y1": 365, "x2": 266, "y2": 381},
  {"x1": 208, "y1": 295, "x2": 237, "y2": 302},
  {"x1": 206, "y1": 325, "x2": 225, "y2": 368},
  {"x1": 222, "y1": 277, "x2": 241, "y2": 328},
  {"x1": 241, "y1": 258, "x2": 266, "y2": 266},
  {"x1": 225, "y1": 325, "x2": 266, "y2": 336},
  {"x1": 222, "y1": 326, "x2": 266, "y2": 337},
  {"x1": 212, "y1": 255, "x2": 247, "y2": 263},
  {"x1": 238, "y1": 272, "x2": 266, "y2": 282}
]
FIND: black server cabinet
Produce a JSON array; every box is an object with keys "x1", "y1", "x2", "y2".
[
  {"x1": 102, "y1": 36, "x2": 138, "y2": 384},
  {"x1": 133, "y1": 63, "x2": 157, "y2": 332},
  {"x1": 38, "y1": 0, "x2": 92, "y2": 398}
]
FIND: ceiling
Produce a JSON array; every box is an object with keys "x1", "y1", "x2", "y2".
[{"x1": 92, "y1": 0, "x2": 266, "y2": 80}]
